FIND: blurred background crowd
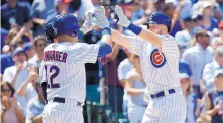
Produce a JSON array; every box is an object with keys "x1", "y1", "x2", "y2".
[{"x1": 1, "y1": 0, "x2": 223, "y2": 123}]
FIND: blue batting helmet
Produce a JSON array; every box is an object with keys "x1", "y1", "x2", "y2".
[
  {"x1": 54, "y1": 14, "x2": 80, "y2": 37},
  {"x1": 44, "y1": 15, "x2": 60, "y2": 42},
  {"x1": 147, "y1": 12, "x2": 172, "y2": 32}
]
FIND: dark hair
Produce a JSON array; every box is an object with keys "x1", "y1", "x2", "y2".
[
  {"x1": 33, "y1": 35, "x2": 47, "y2": 47},
  {"x1": 195, "y1": 30, "x2": 209, "y2": 39},
  {"x1": 1, "y1": 81, "x2": 15, "y2": 97}
]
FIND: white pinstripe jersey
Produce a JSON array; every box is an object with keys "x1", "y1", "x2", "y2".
[
  {"x1": 128, "y1": 35, "x2": 180, "y2": 94},
  {"x1": 41, "y1": 42, "x2": 99, "y2": 103}
]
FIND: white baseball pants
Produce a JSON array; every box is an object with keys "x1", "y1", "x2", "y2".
[{"x1": 142, "y1": 89, "x2": 187, "y2": 123}]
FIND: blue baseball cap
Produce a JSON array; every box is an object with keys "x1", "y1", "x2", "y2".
[
  {"x1": 12, "y1": 47, "x2": 25, "y2": 57},
  {"x1": 23, "y1": 43, "x2": 33, "y2": 51},
  {"x1": 192, "y1": 26, "x2": 206, "y2": 35},
  {"x1": 146, "y1": 12, "x2": 172, "y2": 32},
  {"x1": 54, "y1": 14, "x2": 80, "y2": 37},
  {"x1": 183, "y1": 16, "x2": 192, "y2": 22}
]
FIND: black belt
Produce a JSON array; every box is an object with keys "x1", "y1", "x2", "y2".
[
  {"x1": 53, "y1": 97, "x2": 82, "y2": 107},
  {"x1": 150, "y1": 89, "x2": 176, "y2": 99}
]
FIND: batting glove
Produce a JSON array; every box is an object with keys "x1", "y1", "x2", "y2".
[
  {"x1": 81, "y1": 12, "x2": 95, "y2": 34},
  {"x1": 114, "y1": 5, "x2": 131, "y2": 27},
  {"x1": 94, "y1": 6, "x2": 109, "y2": 28}
]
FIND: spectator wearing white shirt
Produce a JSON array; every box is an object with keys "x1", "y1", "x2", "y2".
[
  {"x1": 25, "y1": 78, "x2": 45, "y2": 123},
  {"x1": 175, "y1": 16, "x2": 195, "y2": 49},
  {"x1": 202, "y1": 46, "x2": 223, "y2": 92},
  {"x1": 117, "y1": 54, "x2": 133, "y2": 118},
  {"x1": 3, "y1": 47, "x2": 30, "y2": 113},
  {"x1": 125, "y1": 54, "x2": 146, "y2": 123},
  {"x1": 204, "y1": 69, "x2": 223, "y2": 123},
  {"x1": 1, "y1": 81, "x2": 25, "y2": 123},
  {"x1": 28, "y1": 35, "x2": 47, "y2": 68},
  {"x1": 182, "y1": 28, "x2": 213, "y2": 98}
]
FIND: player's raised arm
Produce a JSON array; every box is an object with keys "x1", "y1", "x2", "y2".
[{"x1": 114, "y1": 5, "x2": 166, "y2": 48}]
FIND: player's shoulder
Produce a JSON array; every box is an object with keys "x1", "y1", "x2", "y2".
[
  {"x1": 183, "y1": 47, "x2": 196, "y2": 55},
  {"x1": 4, "y1": 65, "x2": 16, "y2": 72},
  {"x1": 159, "y1": 34, "x2": 175, "y2": 41},
  {"x1": 44, "y1": 43, "x2": 56, "y2": 51}
]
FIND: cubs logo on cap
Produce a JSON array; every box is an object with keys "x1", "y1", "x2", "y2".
[{"x1": 150, "y1": 49, "x2": 166, "y2": 68}]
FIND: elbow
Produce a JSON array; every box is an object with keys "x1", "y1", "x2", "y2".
[{"x1": 16, "y1": 90, "x2": 24, "y2": 96}]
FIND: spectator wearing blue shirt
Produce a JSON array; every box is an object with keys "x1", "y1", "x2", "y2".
[
  {"x1": 179, "y1": 45, "x2": 193, "y2": 92},
  {"x1": 180, "y1": 73, "x2": 201, "y2": 123},
  {"x1": 25, "y1": 80, "x2": 45, "y2": 123},
  {"x1": 182, "y1": 29, "x2": 213, "y2": 98},
  {"x1": 202, "y1": 1, "x2": 218, "y2": 31},
  {"x1": 1, "y1": 0, "x2": 32, "y2": 30}
]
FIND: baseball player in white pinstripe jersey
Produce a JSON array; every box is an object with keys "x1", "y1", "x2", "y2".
[
  {"x1": 94, "y1": 6, "x2": 187, "y2": 123},
  {"x1": 41, "y1": 12, "x2": 113, "y2": 123}
]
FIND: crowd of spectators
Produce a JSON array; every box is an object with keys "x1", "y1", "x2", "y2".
[{"x1": 1, "y1": 0, "x2": 223, "y2": 123}]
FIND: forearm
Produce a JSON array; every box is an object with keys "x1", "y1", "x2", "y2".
[
  {"x1": 206, "y1": 107, "x2": 218, "y2": 116},
  {"x1": 32, "y1": 114, "x2": 42, "y2": 123},
  {"x1": 14, "y1": 107, "x2": 25, "y2": 123},
  {"x1": 195, "y1": 105, "x2": 201, "y2": 117},
  {"x1": 107, "y1": 44, "x2": 120, "y2": 61},
  {"x1": 11, "y1": 27, "x2": 27, "y2": 44},
  {"x1": 33, "y1": 18, "x2": 45, "y2": 25},
  {"x1": 1, "y1": 112, "x2": 5, "y2": 123},
  {"x1": 110, "y1": 28, "x2": 130, "y2": 48},
  {"x1": 126, "y1": 88, "x2": 144, "y2": 96},
  {"x1": 16, "y1": 79, "x2": 30, "y2": 96},
  {"x1": 171, "y1": 7, "x2": 181, "y2": 29}
]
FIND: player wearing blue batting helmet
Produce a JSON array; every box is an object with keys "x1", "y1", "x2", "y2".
[
  {"x1": 54, "y1": 14, "x2": 80, "y2": 37},
  {"x1": 146, "y1": 12, "x2": 172, "y2": 33}
]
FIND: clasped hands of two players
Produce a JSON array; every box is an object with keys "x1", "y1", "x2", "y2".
[{"x1": 81, "y1": 5, "x2": 131, "y2": 33}]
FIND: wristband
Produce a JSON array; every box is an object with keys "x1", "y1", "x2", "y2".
[
  {"x1": 78, "y1": 28, "x2": 85, "y2": 40},
  {"x1": 102, "y1": 27, "x2": 111, "y2": 36},
  {"x1": 127, "y1": 23, "x2": 142, "y2": 35}
]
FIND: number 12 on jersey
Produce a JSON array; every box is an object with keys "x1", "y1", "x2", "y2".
[{"x1": 45, "y1": 65, "x2": 60, "y2": 89}]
